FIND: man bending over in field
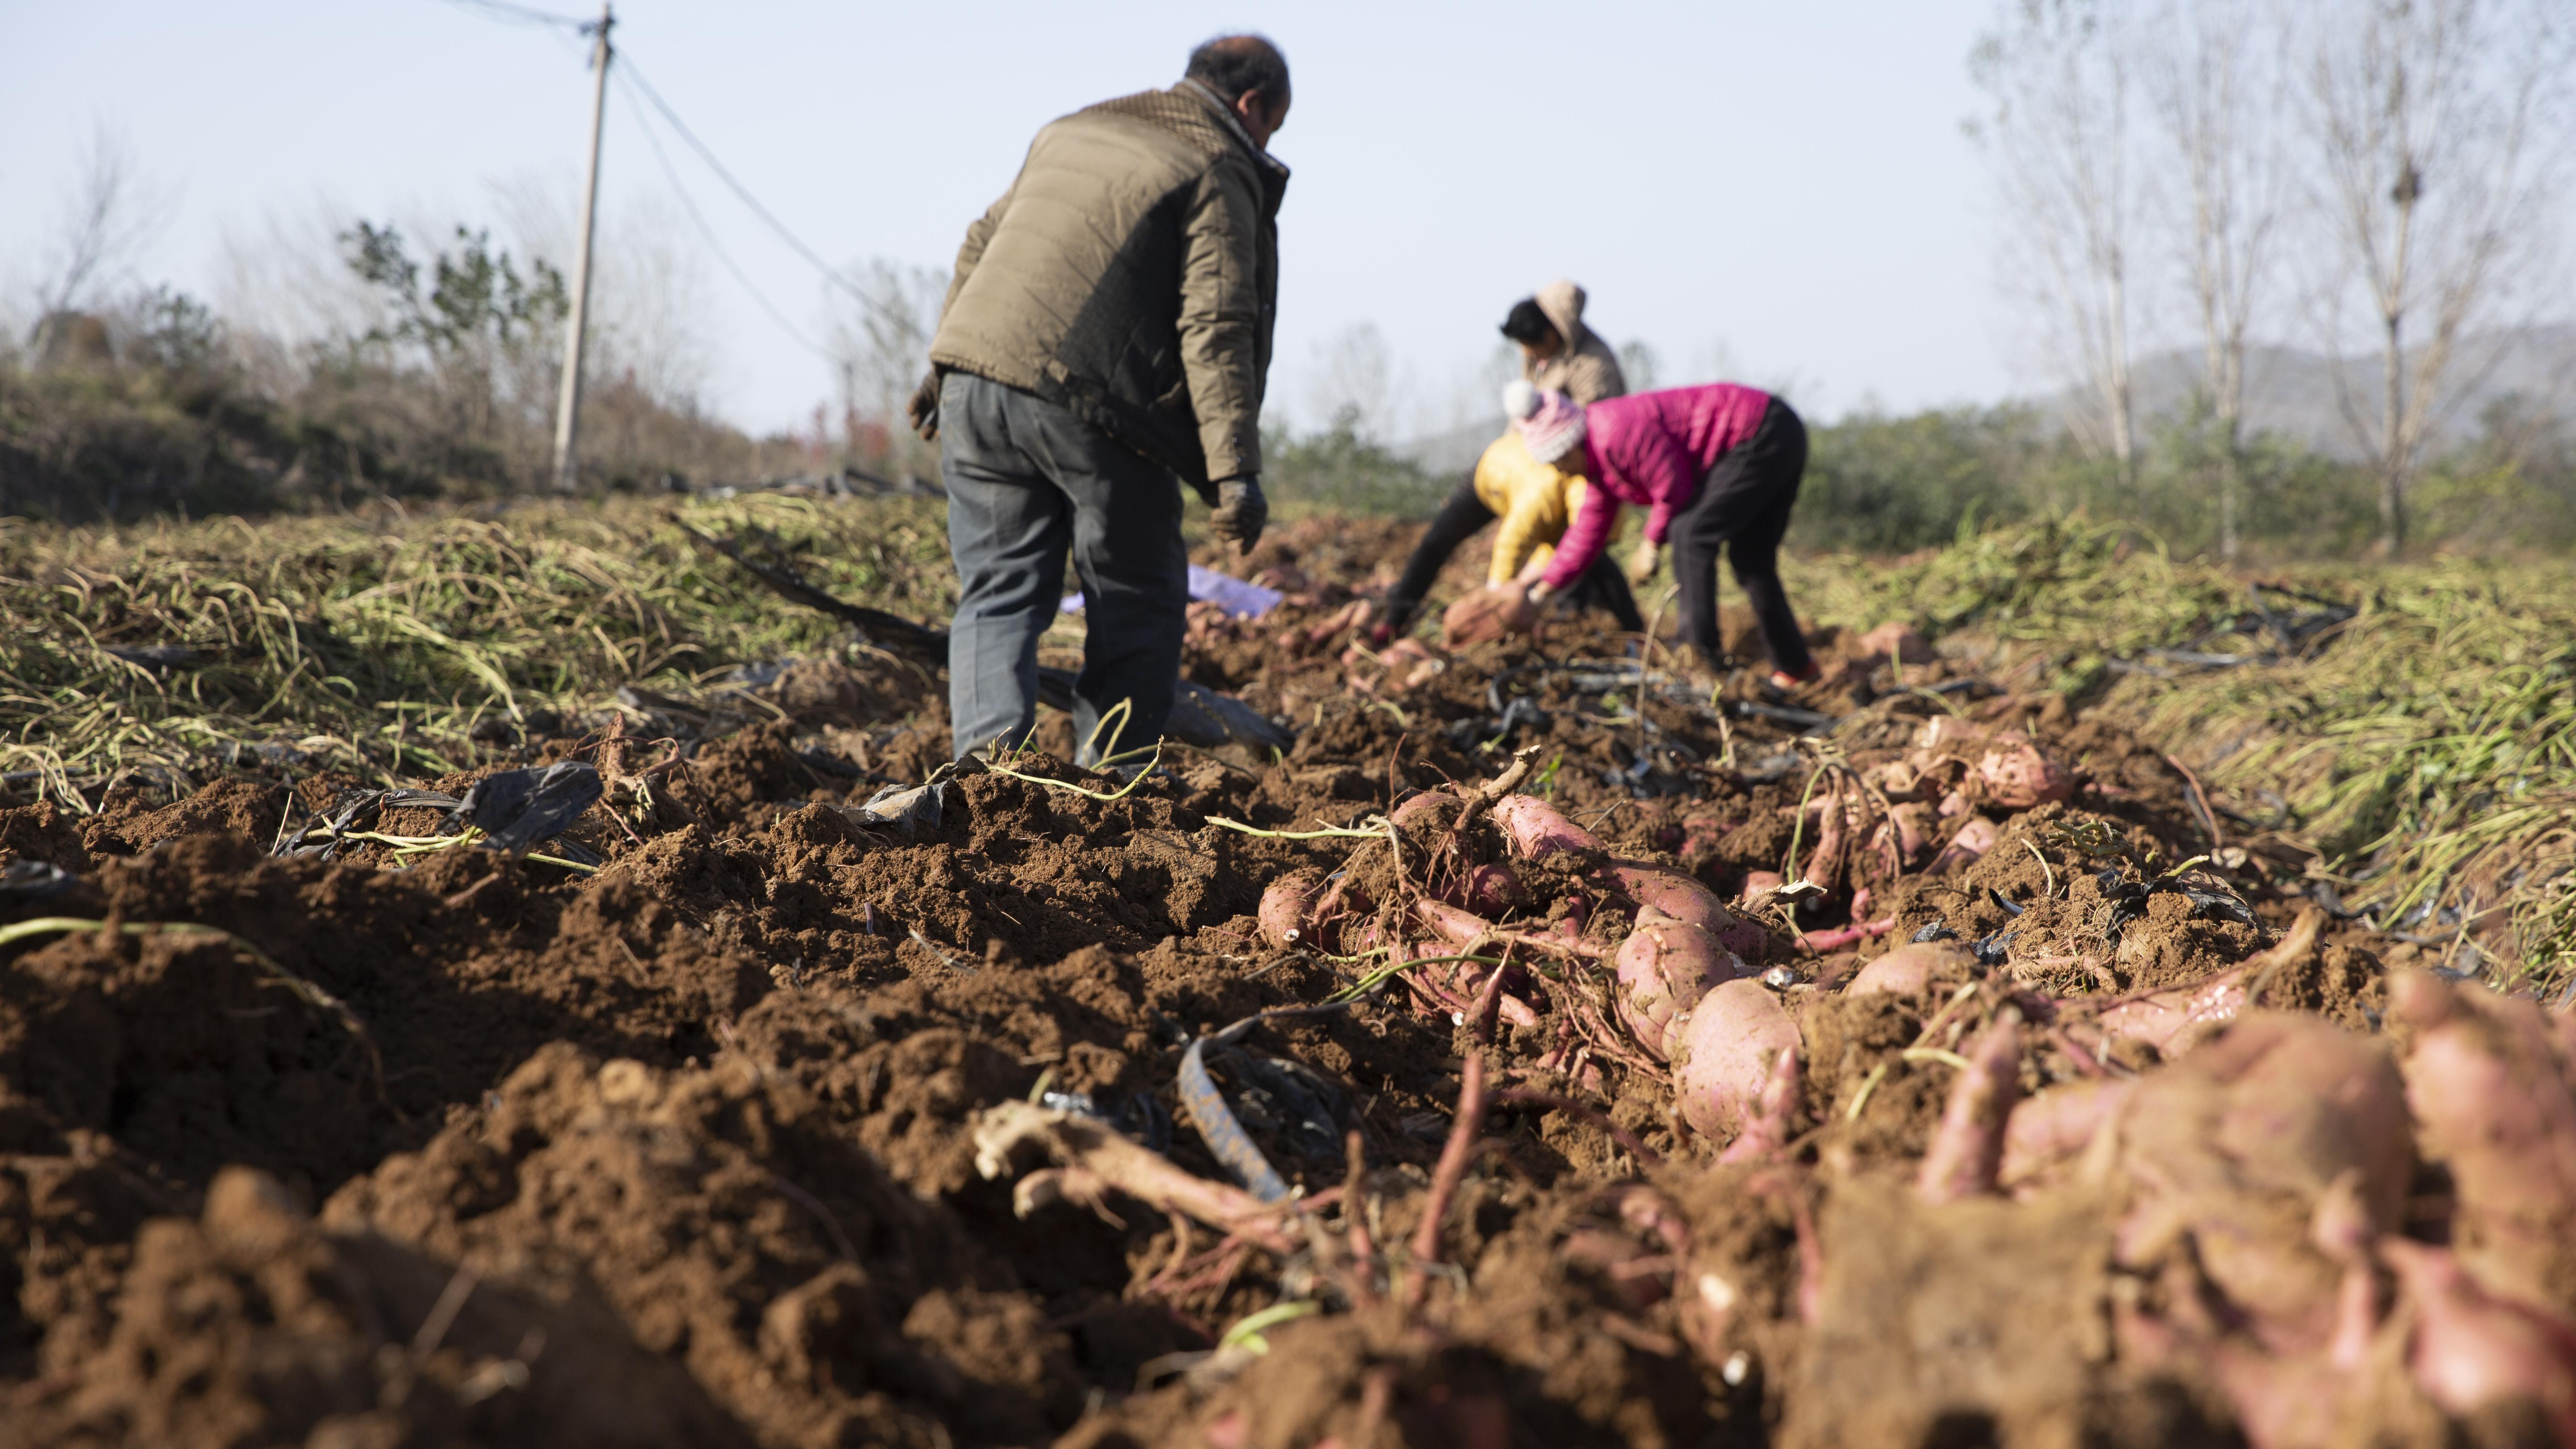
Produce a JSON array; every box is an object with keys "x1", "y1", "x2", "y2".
[{"x1": 910, "y1": 34, "x2": 1291, "y2": 763}]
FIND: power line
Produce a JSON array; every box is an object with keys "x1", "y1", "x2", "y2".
[
  {"x1": 428, "y1": 0, "x2": 868, "y2": 362},
  {"x1": 435, "y1": 0, "x2": 593, "y2": 32},
  {"x1": 608, "y1": 63, "x2": 836, "y2": 360},
  {"x1": 614, "y1": 55, "x2": 872, "y2": 309}
]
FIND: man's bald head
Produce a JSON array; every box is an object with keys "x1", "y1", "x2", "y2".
[{"x1": 1186, "y1": 33, "x2": 1291, "y2": 125}]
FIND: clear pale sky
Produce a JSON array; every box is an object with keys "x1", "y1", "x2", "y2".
[{"x1": 1, "y1": 0, "x2": 2025, "y2": 435}]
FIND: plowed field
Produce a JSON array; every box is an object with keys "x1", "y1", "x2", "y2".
[{"x1": 5, "y1": 503, "x2": 2575, "y2": 1449}]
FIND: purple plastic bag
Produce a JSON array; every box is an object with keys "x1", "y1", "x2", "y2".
[{"x1": 1059, "y1": 565, "x2": 1283, "y2": 619}]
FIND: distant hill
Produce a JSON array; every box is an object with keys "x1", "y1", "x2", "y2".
[{"x1": 2087, "y1": 324, "x2": 2576, "y2": 458}]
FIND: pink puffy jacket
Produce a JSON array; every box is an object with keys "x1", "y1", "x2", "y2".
[{"x1": 1540, "y1": 382, "x2": 1772, "y2": 591}]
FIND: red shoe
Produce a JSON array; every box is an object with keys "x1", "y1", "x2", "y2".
[
  {"x1": 1768, "y1": 662, "x2": 1822, "y2": 692},
  {"x1": 1366, "y1": 621, "x2": 1396, "y2": 648}
]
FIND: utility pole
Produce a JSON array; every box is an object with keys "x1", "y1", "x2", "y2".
[{"x1": 551, "y1": 3, "x2": 613, "y2": 493}]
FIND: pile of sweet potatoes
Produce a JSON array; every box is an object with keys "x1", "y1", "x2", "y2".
[{"x1": 1242, "y1": 745, "x2": 2576, "y2": 1441}]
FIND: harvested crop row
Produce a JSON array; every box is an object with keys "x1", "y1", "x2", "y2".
[{"x1": 2, "y1": 503, "x2": 2572, "y2": 1449}]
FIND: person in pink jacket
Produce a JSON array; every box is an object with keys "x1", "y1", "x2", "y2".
[{"x1": 1497, "y1": 379, "x2": 1820, "y2": 688}]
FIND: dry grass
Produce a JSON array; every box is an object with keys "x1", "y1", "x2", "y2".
[{"x1": 0, "y1": 494, "x2": 951, "y2": 801}]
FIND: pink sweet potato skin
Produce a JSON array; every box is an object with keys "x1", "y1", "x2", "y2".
[
  {"x1": 1390, "y1": 789, "x2": 1459, "y2": 828},
  {"x1": 1412, "y1": 898, "x2": 1493, "y2": 948},
  {"x1": 2000, "y1": 1078, "x2": 2137, "y2": 1191},
  {"x1": 1258, "y1": 873, "x2": 1321, "y2": 950},
  {"x1": 1718, "y1": 1045, "x2": 1802, "y2": 1165},
  {"x1": 1614, "y1": 909, "x2": 1749, "y2": 1061},
  {"x1": 1670, "y1": 979, "x2": 1801, "y2": 1142},
  {"x1": 1714, "y1": 918, "x2": 1771, "y2": 965},
  {"x1": 1915, "y1": 1008, "x2": 2023, "y2": 1204},
  {"x1": 2381, "y1": 1238, "x2": 2576, "y2": 1442},
  {"x1": 1449, "y1": 862, "x2": 1525, "y2": 916},
  {"x1": 1976, "y1": 733, "x2": 2075, "y2": 809},
  {"x1": 2114, "y1": 1014, "x2": 2411, "y2": 1352},
  {"x1": 1844, "y1": 942, "x2": 1976, "y2": 999},
  {"x1": 1605, "y1": 861, "x2": 1738, "y2": 937},
  {"x1": 2391, "y1": 970, "x2": 2576, "y2": 1310},
  {"x1": 2093, "y1": 967, "x2": 2247, "y2": 1056},
  {"x1": 1492, "y1": 793, "x2": 1600, "y2": 860},
  {"x1": 1926, "y1": 815, "x2": 1998, "y2": 876}
]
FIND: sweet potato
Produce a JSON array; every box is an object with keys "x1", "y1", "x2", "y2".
[
  {"x1": 2381, "y1": 1238, "x2": 2576, "y2": 1441},
  {"x1": 2000, "y1": 1078, "x2": 2136, "y2": 1191},
  {"x1": 1858, "y1": 621, "x2": 1936, "y2": 665},
  {"x1": 1718, "y1": 1045, "x2": 1802, "y2": 1165},
  {"x1": 1441, "y1": 588, "x2": 1518, "y2": 648},
  {"x1": 1412, "y1": 898, "x2": 1494, "y2": 948},
  {"x1": 1877, "y1": 801, "x2": 1936, "y2": 864},
  {"x1": 1258, "y1": 872, "x2": 1372, "y2": 955},
  {"x1": 2391, "y1": 970, "x2": 2576, "y2": 1309},
  {"x1": 2130, "y1": 1013, "x2": 2412, "y2": 1223},
  {"x1": 1670, "y1": 979, "x2": 1802, "y2": 1142},
  {"x1": 1258, "y1": 873, "x2": 1322, "y2": 950},
  {"x1": 2093, "y1": 967, "x2": 2246, "y2": 1056},
  {"x1": 1390, "y1": 788, "x2": 1530, "y2": 913},
  {"x1": 1615, "y1": 908, "x2": 1750, "y2": 1061},
  {"x1": 1869, "y1": 759, "x2": 1927, "y2": 802},
  {"x1": 1925, "y1": 815, "x2": 1998, "y2": 877},
  {"x1": 1801, "y1": 777, "x2": 1850, "y2": 896},
  {"x1": 1844, "y1": 942, "x2": 1975, "y2": 998},
  {"x1": 1605, "y1": 861, "x2": 1737, "y2": 937},
  {"x1": 1492, "y1": 793, "x2": 1600, "y2": 860},
  {"x1": 1390, "y1": 789, "x2": 1459, "y2": 828},
  {"x1": 1975, "y1": 731, "x2": 2075, "y2": 809},
  {"x1": 2114, "y1": 1014, "x2": 2411, "y2": 1350},
  {"x1": 1447, "y1": 862, "x2": 1526, "y2": 916},
  {"x1": 1915, "y1": 1007, "x2": 2023, "y2": 1203}
]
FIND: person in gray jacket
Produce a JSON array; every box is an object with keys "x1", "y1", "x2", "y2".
[{"x1": 910, "y1": 34, "x2": 1289, "y2": 763}]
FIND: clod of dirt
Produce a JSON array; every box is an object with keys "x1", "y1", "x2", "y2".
[
  {"x1": 323, "y1": 1043, "x2": 1078, "y2": 1447},
  {"x1": 8, "y1": 1165, "x2": 752, "y2": 1449}
]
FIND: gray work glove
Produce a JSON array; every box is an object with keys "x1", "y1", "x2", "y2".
[
  {"x1": 1208, "y1": 476, "x2": 1268, "y2": 556},
  {"x1": 905, "y1": 368, "x2": 942, "y2": 442}
]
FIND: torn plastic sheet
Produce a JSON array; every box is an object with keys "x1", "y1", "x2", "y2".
[
  {"x1": 842, "y1": 778, "x2": 946, "y2": 840},
  {"x1": 0, "y1": 860, "x2": 76, "y2": 900},
  {"x1": 447, "y1": 762, "x2": 605, "y2": 853},
  {"x1": 1175, "y1": 1000, "x2": 1359, "y2": 1203}
]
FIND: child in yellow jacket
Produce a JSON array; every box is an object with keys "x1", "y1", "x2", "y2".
[{"x1": 1371, "y1": 429, "x2": 1645, "y2": 643}]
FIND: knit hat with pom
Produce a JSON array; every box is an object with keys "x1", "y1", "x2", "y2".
[{"x1": 1503, "y1": 380, "x2": 1586, "y2": 465}]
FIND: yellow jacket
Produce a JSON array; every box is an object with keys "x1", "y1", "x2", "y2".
[{"x1": 1473, "y1": 431, "x2": 1591, "y2": 585}]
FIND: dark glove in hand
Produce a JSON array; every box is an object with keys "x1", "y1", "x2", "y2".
[
  {"x1": 905, "y1": 369, "x2": 942, "y2": 442},
  {"x1": 1209, "y1": 476, "x2": 1268, "y2": 556}
]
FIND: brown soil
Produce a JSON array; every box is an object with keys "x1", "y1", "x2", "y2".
[{"x1": 0, "y1": 513, "x2": 2549, "y2": 1447}]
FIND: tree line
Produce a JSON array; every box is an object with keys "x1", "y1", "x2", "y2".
[{"x1": 1969, "y1": 0, "x2": 2575, "y2": 556}]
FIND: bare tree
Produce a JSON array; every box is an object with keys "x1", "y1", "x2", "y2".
[
  {"x1": 1617, "y1": 339, "x2": 1662, "y2": 392},
  {"x1": 35, "y1": 125, "x2": 167, "y2": 320},
  {"x1": 825, "y1": 259, "x2": 948, "y2": 478},
  {"x1": 2140, "y1": 0, "x2": 2296, "y2": 559},
  {"x1": 1970, "y1": 0, "x2": 2147, "y2": 478},
  {"x1": 2305, "y1": 0, "x2": 2573, "y2": 555},
  {"x1": 1308, "y1": 322, "x2": 1402, "y2": 440},
  {"x1": 494, "y1": 178, "x2": 716, "y2": 413}
]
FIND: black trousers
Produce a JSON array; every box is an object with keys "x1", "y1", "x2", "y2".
[
  {"x1": 1382, "y1": 479, "x2": 1645, "y2": 633},
  {"x1": 1672, "y1": 398, "x2": 1814, "y2": 676}
]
